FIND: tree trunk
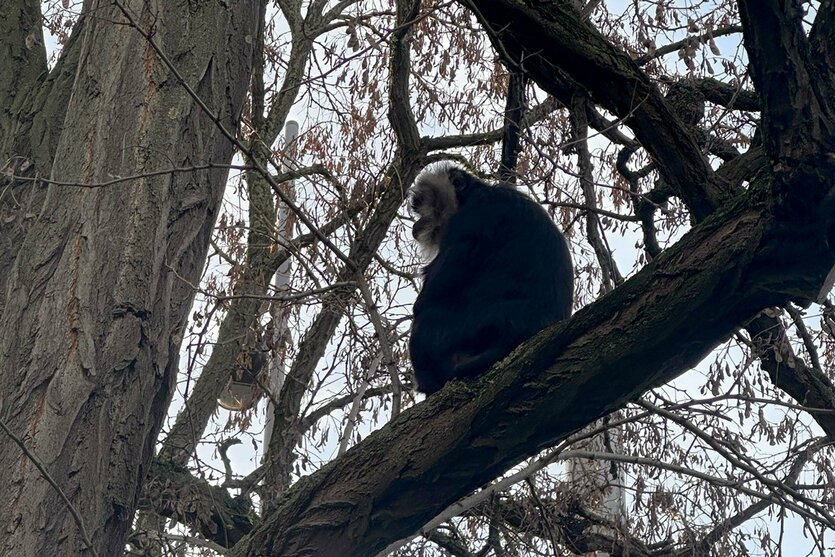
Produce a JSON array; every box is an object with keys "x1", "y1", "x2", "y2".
[{"x1": 0, "y1": 1, "x2": 259, "y2": 555}]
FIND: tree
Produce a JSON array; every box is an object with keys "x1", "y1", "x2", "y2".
[{"x1": 2, "y1": 1, "x2": 834, "y2": 556}]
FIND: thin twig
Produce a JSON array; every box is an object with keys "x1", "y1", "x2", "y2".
[
  {"x1": 358, "y1": 278, "x2": 402, "y2": 418},
  {"x1": 7, "y1": 163, "x2": 251, "y2": 189}
]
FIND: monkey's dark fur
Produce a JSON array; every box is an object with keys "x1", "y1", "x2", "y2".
[{"x1": 409, "y1": 165, "x2": 574, "y2": 395}]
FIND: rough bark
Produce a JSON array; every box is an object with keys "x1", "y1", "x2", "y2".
[
  {"x1": 0, "y1": 0, "x2": 47, "y2": 143},
  {"x1": 0, "y1": 1, "x2": 259, "y2": 555},
  {"x1": 738, "y1": 0, "x2": 835, "y2": 162}
]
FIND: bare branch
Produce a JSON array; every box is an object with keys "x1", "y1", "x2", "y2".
[
  {"x1": 746, "y1": 313, "x2": 835, "y2": 440},
  {"x1": 635, "y1": 25, "x2": 743, "y2": 65},
  {"x1": 569, "y1": 94, "x2": 622, "y2": 290},
  {"x1": 639, "y1": 400, "x2": 834, "y2": 524},
  {"x1": 261, "y1": 160, "x2": 422, "y2": 506},
  {"x1": 499, "y1": 70, "x2": 527, "y2": 182},
  {"x1": 679, "y1": 438, "x2": 826, "y2": 556},
  {"x1": 300, "y1": 385, "x2": 399, "y2": 431},
  {"x1": 7, "y1": 163, "x2": 253, "y2": 189},
  {"x1": 461, "y1": 0, "x2": 730, "y2": 220},
  {"x1": 559, "y1": 449, "x2": 831, "y2": 527},
  {"x1": 358, "y1": 278, "x2": 402, "y2": 417}
]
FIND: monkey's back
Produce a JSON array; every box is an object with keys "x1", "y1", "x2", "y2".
[{"x1": 411, "y1": 179, "x2": 573, "y2": 394}]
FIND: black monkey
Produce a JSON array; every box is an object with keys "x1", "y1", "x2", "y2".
[{"x1": 409, "y1": 165, "x2": 574, "y2": 395}]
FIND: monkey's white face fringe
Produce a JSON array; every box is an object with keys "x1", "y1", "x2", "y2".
[{"x1": 409, "y1": 163, "x2": 460, "y2": 260}]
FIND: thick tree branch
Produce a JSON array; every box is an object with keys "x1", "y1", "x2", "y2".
[
  {"x1": 388, "y1": 0, "x2": 421, "y2": 150},
  {"x1": 499, "y1": 70, "x2": 527, "y2": 182},
  {"x1": 635, "y1": 25, "x2": 743, "y2": 66},
  {"x1": 231, "y1": 175, "x2": 835, "y2": 555},
  {"x1": 688, "y1": 77, "x2": 760, "y2": 112},
  {"x1": 461, "y1": 0, "x2": 729, "y2": 220},
  {"x1": 715, "y1": 146, "x2": 766, "y2": 188},
  {"x1": 738, "y1": 0, "x2": 835, "y2": 160}
]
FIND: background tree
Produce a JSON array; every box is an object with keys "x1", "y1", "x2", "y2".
[{"x1": 2, "y1": 1, "x2": 835, "y2": 557}]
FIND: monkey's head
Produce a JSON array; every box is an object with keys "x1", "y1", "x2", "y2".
[{"x1": 409, "y1": 164, "x2": 482, "y2": 256}]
